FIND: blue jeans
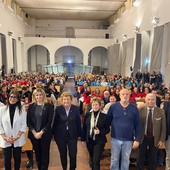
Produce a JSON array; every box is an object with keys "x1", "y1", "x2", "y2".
[{"x1": 110, "y1": 138, "x2": 132, "y2": 170}]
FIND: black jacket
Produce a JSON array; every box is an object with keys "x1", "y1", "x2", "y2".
[
  {"x1": 52, "y1": 104, "x2": 82, "y2": 141},
  {"x1": 27, "y1": 103, "x2": 54, "y2": 139},
  {"x1": 82, "y1": 111, "x2": 110, "y2": 144}
]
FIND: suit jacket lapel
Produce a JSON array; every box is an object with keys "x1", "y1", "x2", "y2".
[
  {"x1": 144, "y1": 107, "x2": 147, "y2": 126},
  {"x1": 13, "y1": 107, "x2": 19, "y2": 128},
  {"x1": 61, "y1": 105, "x2": 68, "y2": 117},
  {"x1": 41, "y1": 104, "x2": 47, "y2": 117},
  {"x1": 6, "y1": 107, "x2": 12, "y2": 128},
  {"x1": 153, "y1": 107, "x2": 158, "y2": 124},
  {"x1": 68, "y1": 105, "x2": 73, "y2": 118}
]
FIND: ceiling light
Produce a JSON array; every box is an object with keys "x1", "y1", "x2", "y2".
[
  {"x1": 151, "y1": 17, "x2": 159, "y2": 27},
  {"x1": 122, "y1": 34, "x2": 127, "y2": 39},
  {"x1": 8, "y1": 31, "x2": 13, "y2": 36},
  {"x1": 133, "y1": 0, "x2": 140, "y2": 7},
  {"x1": 134, "y1": 26, "x2": 140, "y2": 34},
  {"x1": 18, "y1": 36, "x2": 22, "y2": 41},
  {"x1": 114, "y1": 38, "x2": 119, "y2": 43}
]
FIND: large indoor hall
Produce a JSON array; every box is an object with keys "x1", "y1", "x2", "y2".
[{"x1": 1, "y1": 0, "x2": 170, "y2": 170}]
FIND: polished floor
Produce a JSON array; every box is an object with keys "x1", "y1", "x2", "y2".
[{"x1": 0, "y1": 78, "x2": 166, "y2": 169}]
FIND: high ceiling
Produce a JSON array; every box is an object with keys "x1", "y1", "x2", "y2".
[{"x1": 14, "y1": 0, "x2": 126, "y2": 21}]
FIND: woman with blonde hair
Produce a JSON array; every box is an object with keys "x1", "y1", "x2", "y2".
[{"x1": 27, "y1": 88, "x2": 54, "y2": 170}]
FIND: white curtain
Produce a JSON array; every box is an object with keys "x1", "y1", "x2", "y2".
[
  {"x1": 107, "y1": 45, "x2": 114, "y2": 74},
  {"x1": 162, "y1": 22, "x2": 170, "y2": 86},
  {"x1": 141, "y1": 31, "x2": 151, "y2": 72},
  {"x1": 133, "y1": 34, "x2": 142, "y2": 76},
  {"x1": 150, "y1": 25, "x2": 164, "y2": 72},
  {"x1": 125, "y1": 38, "x2": 134, "y2": 77},
  {"x1": 108, "y1": 44, "x2": 120, "y2": 74},
  {"x1": 120, "y1": 41, "x2": 127, "y2": 76}
]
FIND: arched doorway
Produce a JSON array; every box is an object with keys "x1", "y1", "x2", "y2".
[
  {"x1": 88, "y1": 46, "x2": 108, "y2": 74},
  {"x1": 27, "y1": 45, "x2": 50, "y2": 72},
  {"x1": 55, "y1": 46, "x2": 83, "y2": 76}
]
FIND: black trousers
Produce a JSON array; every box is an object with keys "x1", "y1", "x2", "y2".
[
  {"x1": 30, "y1": 135, "x2": 51, "y2": 170},
  {"x1": 86, "y1": 138, "x2": 105, "y2": 170},
  {"x1": 2, "y1": 145, "x2": 22, "y2": 170},
  {"x1": 55, "y1": 131, "x2": 77, "y2": 170},
  {"x1": 137, "y1": 136, "x2": 158, "y2": 170}
]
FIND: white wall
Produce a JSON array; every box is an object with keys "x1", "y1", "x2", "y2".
[
  {"x1": 109, "y1": 0, "x2": 170, "y2": 42},
  {"x1": 26, "y1": 19, "x2": 106, "y2": 38},
  {"x1": 0, "y1": 1, "x2": 28, "y2": 73},
  {"x1": 75, "y1": 29, "x2": 109, "y2": 38}
]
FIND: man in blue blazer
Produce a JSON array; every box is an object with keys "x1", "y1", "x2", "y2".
[{"x1": 52, "y1": 92, "x2": 81, "y2": 170}]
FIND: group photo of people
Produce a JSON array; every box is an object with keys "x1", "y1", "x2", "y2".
[
  {"x1": 1, "y1": 0, "x2": 170, "y2": 169},
  {"x1": 0, "y1": 70, "x2": 169, "y2": 170}
]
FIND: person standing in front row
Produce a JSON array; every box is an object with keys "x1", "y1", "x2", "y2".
[
  {"x1": 137, "y1": 93, "x2": 166, "y2": 170},
  {"x1": 107, "y1": 88, "x2": 141, "y2": 170},
  {"x1": 27, "y1": 88, "x2": 54, "y2": 170},
  {"x1": 82, "y1": 97, "x2": 110, "y2": 170},
  {"x1": 0, "y1": 90, "x2": 27, "y2": 170},
  {"x1": 52, "y1": 92, "x2": 82, "y2": 170}
]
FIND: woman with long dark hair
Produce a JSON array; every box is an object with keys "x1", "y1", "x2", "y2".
[{"x1": 0, "y1": 90, "x2": 27, "y2": 170}]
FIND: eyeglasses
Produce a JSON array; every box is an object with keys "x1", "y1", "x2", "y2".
[{"x1": 10, "y1": 96, "x2": 18, "y2": 99}]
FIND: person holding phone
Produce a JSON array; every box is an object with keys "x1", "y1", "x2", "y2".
[{"x1": 82, "y1": 97, "x2": 110, "y2": 170}]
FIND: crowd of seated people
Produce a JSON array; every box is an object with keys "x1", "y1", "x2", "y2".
[
  {"x1": 0, "y1": 72, "x2": 67, "y2": 104},
  {"x1": 75, "y1": 70, "x2": 168, "y2": 102}
]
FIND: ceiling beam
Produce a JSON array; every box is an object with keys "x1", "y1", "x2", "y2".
[{"x1": 21, "y1": 7, "x2": 116, "y2": 13}]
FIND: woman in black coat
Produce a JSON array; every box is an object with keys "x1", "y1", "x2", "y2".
[
  {"x1": 27, "y1": 88, "x2": 54, "y2": 170},
  {"x1": 82, "y1": 97, "x2": 110, "y2": 170}
]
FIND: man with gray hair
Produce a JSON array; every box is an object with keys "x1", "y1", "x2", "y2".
[
  {"x1": 137, "y1": 93, "x2": 166, "y2": 170},
  {"x1": 107, "y1": 88, "x2": 141, "y2": 170}
]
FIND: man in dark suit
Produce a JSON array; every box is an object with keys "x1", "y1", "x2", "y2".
[
  {"x1": 137, "y1": 93, "x2": 166, "y2": 170},
  {"x1": 52, "y1": 92, "x2": 81, "y2": 170}
]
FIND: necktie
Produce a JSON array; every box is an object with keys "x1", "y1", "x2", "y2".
[{"x1": 147, "y1": 109, "x2": 153, "y2": 137}]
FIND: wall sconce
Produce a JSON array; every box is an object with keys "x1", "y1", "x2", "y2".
[
  {"x1": 122, "y1": 34, "x2": 127, "y2": 39},
  {"x1": 18, "y1": 36, "x2": 22, "y2": 41},
  {"x1": 133, "y1": 0, "x2": 140, "y2": 7},
  {"x1": 151, "y1": 17, "x2": 159, "y2": 27},
  {"x1": 114, "y1": 38, "x2": 119, "y2": 43},
  {"x1": 134, "y1": 26, "x2": 140, "y2": 34},
  {"x1": 8, "y1": 31, "x2": 13, "y2": 36}
]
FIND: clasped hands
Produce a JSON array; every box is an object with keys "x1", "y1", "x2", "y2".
[
  {"x1": 32, "y1": 130, "x2": 43, "y2": 139},
  {"x1": 4, "y1": 136, "x2": 19, "y2": 144}
]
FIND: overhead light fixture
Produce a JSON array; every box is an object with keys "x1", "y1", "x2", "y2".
[
  {"x1": 134, "y1": 26, "x2": 140, "y2": 34},
  {"x1": 133, "y1": 0, "x2": 140, "y2": 7},
  {"x1": 114, "y1": 38, "x2": 119, "y2": 43},
  {"x1": 8, "y1": 31, "x2": 13, "y2": 36},
  {"x1": 151, "y1": 17, "x2": 159, "y2": 27},
  {"x1": 18, "y1": 36, "x2": 22, "y2": 41},
  {"x1": 122, "y1": 34, "x2": 127, "y2": 39}
]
